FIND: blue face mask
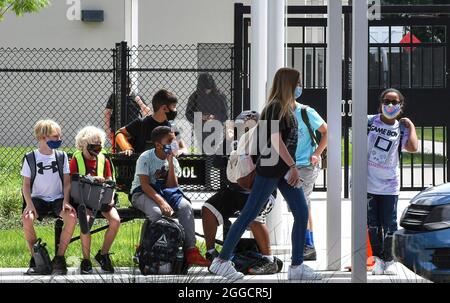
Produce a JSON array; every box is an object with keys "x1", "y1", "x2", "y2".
[
  {"x1": 294, "y1": 86, "x2": 303, "y2": 99},
  {"x1": 163, "y1": 144, "x2": 172, "y2": 155},
  {"x1": 47, "y1": 140, "x2": 63, "y2": 149}
]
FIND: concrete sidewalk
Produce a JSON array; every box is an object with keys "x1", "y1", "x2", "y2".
[
  {"x1": 0, "y1": 264, "x2": 428, "y2": 283},
  {"x1": 0, "y1": 191, "x2": 430, "y2": 283}
]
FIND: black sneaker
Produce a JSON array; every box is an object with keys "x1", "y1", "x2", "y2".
[
  {"x1": 25, "y1": 257, "x2": 37, "y2": 275},
  {"x1": 248, "y1": 258, "x2": 278, "y2": 275},
  {"x1": 95, "y1": 250, "x2": 115, "y2": 273},
  {"x1": 51, "y1": 256, "x2": 68, "y2": 275},
  {"x1": 80, "y1": 259, "x2": 93, "y2": 274},
  {"x1": 304, "y1": 246, "x2": 317, "y2": 261},
  {"x1": 205, "y1": 249, "x2": 219, "y2": 263}
]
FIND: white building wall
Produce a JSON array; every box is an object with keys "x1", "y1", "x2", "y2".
[{"x1": 0, "y1": 0, "x2": 125, "y2": 48}]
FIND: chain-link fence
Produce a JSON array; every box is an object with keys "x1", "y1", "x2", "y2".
[
  {"x1": 0, "y1": 47, "x2": 113, "y2": 189},
  {"x1": 0, "y1": 43, "x2": 235, "y2": 202}
]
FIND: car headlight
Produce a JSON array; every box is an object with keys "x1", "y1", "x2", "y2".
[{"x1": 423, "y1": 204, "x2": 450, "y2": 231}]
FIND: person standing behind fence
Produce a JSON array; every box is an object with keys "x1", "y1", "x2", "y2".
[
  {"x1": 185, "y1": 73, "x2": 228, "y2": 153},
  {"x1": 293, "y1": 89, "x2": 328, "y2": 262},
  {"x1": 21, "y1": 120, "x2": 76, "y2": 275},
  {"x1": 69, "y1": 126, "x2": 121, "y2": 274},
  {"x1": 104, "y1": 77, "x2": 152, "y2": 146},
  {"x1": 367, "y1": 88, "x2": 418, "y2": 276},
  {"x1": 209, "y1": 67, "x2": 322, "y2": 281}
]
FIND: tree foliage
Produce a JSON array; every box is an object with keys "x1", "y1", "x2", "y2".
[{"x1": 0, "y1": 0, "x2": 50, "y2": 21}]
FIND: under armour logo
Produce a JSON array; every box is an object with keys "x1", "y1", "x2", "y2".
[
  {"x1": 155, "y1": 234, "x2": 168, "y2": 247},
  {"x1": 37, "y1": 161, "x2": 58, "y2": 175}
]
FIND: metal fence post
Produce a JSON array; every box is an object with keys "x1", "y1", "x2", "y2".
[{"x1": 233, "y1": 3, "x2": 244, "y2": 119}]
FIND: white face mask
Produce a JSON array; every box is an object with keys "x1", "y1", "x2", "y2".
[{"x1": 382, "y1": 103, "x2": 402, "y2": 120}]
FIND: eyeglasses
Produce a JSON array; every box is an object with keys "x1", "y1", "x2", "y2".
[{"x1": 382, "y1": 98, "x2": 401, "y2": 105}]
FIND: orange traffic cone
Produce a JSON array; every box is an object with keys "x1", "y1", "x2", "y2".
[
  {"x1": 344, "y1": 229, "x2": 375, "y2": 272},
  {"x1": 366, "y1": 229, "x2": 375, "y2": 270}
]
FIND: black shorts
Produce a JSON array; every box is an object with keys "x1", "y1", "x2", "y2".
[
  {"x1": 22, "y1": 198, "x2": 63, "y2": 221},
  {"x1": 202, "y1": 188, "x2": 275, "y2": 225}
]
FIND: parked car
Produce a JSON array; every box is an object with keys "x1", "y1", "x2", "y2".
[{"x1": 393, "y1": 183, "x2": 450, "y2": 283}]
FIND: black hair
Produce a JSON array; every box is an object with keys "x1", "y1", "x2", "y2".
[
  {"x1": 379, "y1": 88, "x2": 405, "y2": 105},
  {"x1": 151, "y1": 126, "x2": 173, "y2": 144},
  {"x1": 379, "y1": 88, "x2": 406, "y2": 114},
  {"x1": 152, "y1": 89, "x2": 178, "y2": 112},
  {"x1": 197, "y1": 73, "x2": 218, "y2": 93}
]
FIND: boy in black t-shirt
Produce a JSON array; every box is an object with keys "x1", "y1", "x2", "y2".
[{"x1": 115, "y1": 89, "x2": 188, "y2": 155}]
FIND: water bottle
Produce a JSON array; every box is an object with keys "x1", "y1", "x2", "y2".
[{"x1": 173, "y1": 247, "x2": 184, "y2": 274}]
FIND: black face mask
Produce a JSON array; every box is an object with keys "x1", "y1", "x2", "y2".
[
  {"x1": 166, "y1": 109, "x2": 177, "y2": 121},
  {"x1": 87, "y1": 144, "x2": 102, "y2": 157}
]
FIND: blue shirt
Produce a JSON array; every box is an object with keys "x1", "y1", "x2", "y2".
[
  {"x1": 130, "y1": 149, "x2": 181, "y2": 194},
  {"x1": 294, "y1": 103, "x2": 325, "y2": 167}
]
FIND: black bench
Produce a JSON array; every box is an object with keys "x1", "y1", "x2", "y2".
[{"x1": 55, "y1": 153, "x2": 232, "y2": 253}]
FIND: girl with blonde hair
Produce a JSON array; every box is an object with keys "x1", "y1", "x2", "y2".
[{"x1": 209, "y1": 68, "x2": 322, "y2": 281}]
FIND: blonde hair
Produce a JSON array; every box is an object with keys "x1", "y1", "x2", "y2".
[
  {"x1": 75, "y1": 126, "x2": 106, "y2": 150},
  {"x1": 34, "y1": 120, "x2": 61, "y2": 139},
  {"x1": 262, "y1": 68, "x2": 300, "y2": 122}
]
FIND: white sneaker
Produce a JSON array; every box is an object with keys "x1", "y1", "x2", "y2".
[
  {"x1": 372, "y1": 257, "x2": 385, "y2": 275},
  {"x1": 384, "y1": 261, "x2": 397, "y2": 275},
  {"x1": 209, "y1": 258, "x2": 244, "y2": 281},
  {"x1": 288, "y1": 264, "x2": 322, "y2": 280}
]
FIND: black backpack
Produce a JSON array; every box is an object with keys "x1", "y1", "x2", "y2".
[
  {"x1": 135, "y1": 217, "x2": 188, "y2": 275},
  {"x1": 232, "y1": 250, "x2": 283, "y2": 275},
  {"x1": 27, "y1": 238, "x2": 52, "y2": 275},
  {"x1": 231, "y1": 238, "x2": 283, "y2": 275}
]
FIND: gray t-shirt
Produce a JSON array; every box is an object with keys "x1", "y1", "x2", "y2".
[{"x1": 130, "y1": 149, "x2": 181, "y2": 193}]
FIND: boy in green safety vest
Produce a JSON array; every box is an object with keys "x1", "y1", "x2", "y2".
[{"x1": 70, "y1": 126, "x2": 121, "y2": 274}]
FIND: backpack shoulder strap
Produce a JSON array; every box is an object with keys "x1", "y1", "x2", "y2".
[
  {"x1": 24, "y1": 151, "x2": 37, "y2": 192},
  {"x1": 103, "y1": 152, "x2": 116, "y2": 181},
  {"x1": 54, "y1": 150, "x2": 66, "y2": 186},
  {"x1": 300, "y1": 106, "x2": 319, "y2": 146}
]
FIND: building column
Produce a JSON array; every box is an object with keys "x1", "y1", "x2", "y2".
[
  {"x1": 351, "y1": 0, "x2": 369, "y2": 283},
  {"x1": 250, "y1": 0, "x2": 268, "y2": 112},
  {"x1": 125, "y1": 0, "x2": 139, "y2": 92},
  {"x1": 326, "y1": 0, "x2": 342, "y2": 271}
]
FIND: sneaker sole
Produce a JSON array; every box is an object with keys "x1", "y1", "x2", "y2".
[
  {"x1": 80, "y1": 269, "x2": 93, "y2": 275},
  {"x1": 95, "y1": 258, "x2": 114, "y2": 274}
]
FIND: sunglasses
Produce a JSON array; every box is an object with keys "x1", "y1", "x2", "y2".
[
  {"x1": 87, "y1": 144, "x2": 102, "y2": 151},
  {"x1": 382, "y1": 98, "x2": 401, "y2": 105}
]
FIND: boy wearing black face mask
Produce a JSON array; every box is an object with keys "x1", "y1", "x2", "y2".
[
  {"x1": 116, "y1": 89, "x2": 188, "y2": 155},
  {"x1": 21, "y1": 120, "x2": 76, "y2": 275},
  {"x1": 70, "y1": 126, "x2": 121, "y2": 274},
  {"x1": 130, "y1": 126, "x2": 210, "y2": 267}
]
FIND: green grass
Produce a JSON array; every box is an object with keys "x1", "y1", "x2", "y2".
[
  {"x1": 0, "y1": 220, "x2": 208, "y2": 268},
  {"x1": 418, "y1": 127, "x2": 444, "y2": 143},
  {"x1": 0, "y1": 220, "x2": 142, "y2": 268}
]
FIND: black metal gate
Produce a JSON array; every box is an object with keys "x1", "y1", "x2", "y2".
[{"x1": 234, "y1": 4, "x2": 450, "y2": 196}]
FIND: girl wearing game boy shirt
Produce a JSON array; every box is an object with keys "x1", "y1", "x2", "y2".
[
  {"x1": 209, "y1": 68, "x2": 322, "y2": 281},
  {"x1": 367, "y1": 88, "x2": 418, "y2": 276}
]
